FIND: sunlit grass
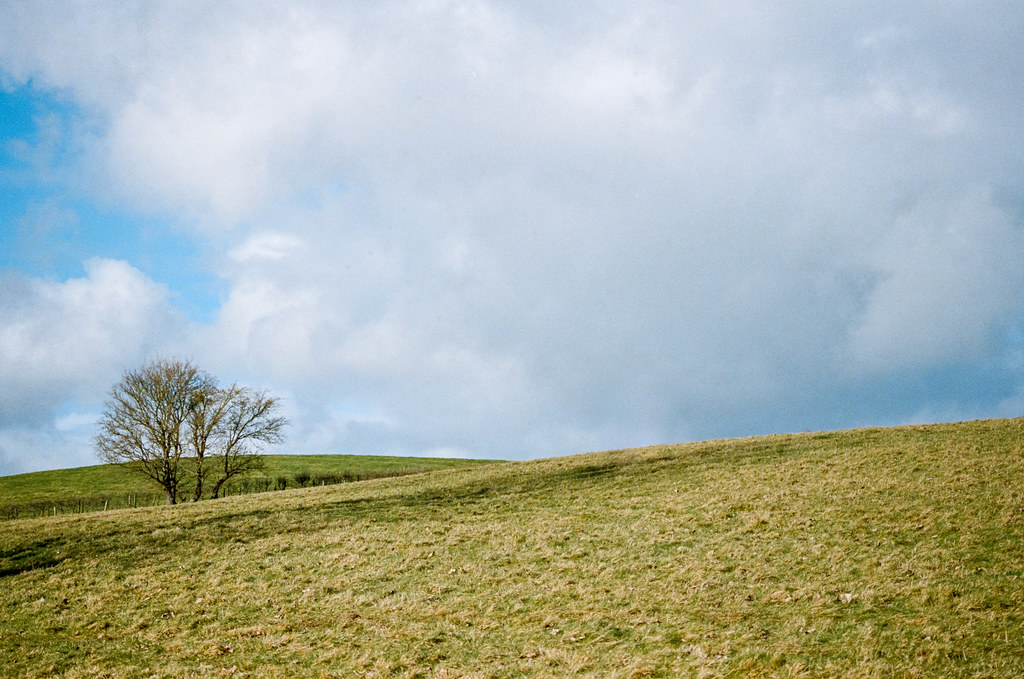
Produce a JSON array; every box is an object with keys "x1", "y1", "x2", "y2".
[
  {"x1": 2, "y1": 419, "x2": 1023, "y2": 677},
  {"x1": 0, "y1": 454, "x2": 496, "y2": 518}
]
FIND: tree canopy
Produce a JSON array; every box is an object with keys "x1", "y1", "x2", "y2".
[{"x1": 95, "y1": 358, "x2": 287, "y2": 504}]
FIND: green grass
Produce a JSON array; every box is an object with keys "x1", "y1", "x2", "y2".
[
  {"x1": 2, "y1": 419, "x2": 1023, "y2": 677},
  {"x1": 0, "y1": 454, "x2": 496, "y2": 519}
]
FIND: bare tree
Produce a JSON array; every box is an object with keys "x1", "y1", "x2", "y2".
[
  {"x1": 95, "y1": 359, "x2": 205, "y2": 505},
  {"x1": 95, "y1": 359, "x2": 287, "y2": 504},
  {"x1": 184, "y1": 381, "x2": 230, "y2": 502},
  {"x1": 208, "y1": 387, "x2": 285, "y2": 499}
]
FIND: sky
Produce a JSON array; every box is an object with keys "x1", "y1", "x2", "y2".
[{"x1": 1, "y1": 2, "x2": 1023, "y2": 476}]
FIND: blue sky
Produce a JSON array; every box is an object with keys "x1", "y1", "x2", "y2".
[
  {"x1": 0, "y1": 87, "x2": 223, "y2": 322},
  {"x1": 1, "y1": 2, "x2": 1023, "y2": 475}
]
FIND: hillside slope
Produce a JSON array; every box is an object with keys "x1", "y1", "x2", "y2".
[
  {"x1": 0, "y1": 454, "x2": 495, "y2": 518},
  {"x1": 2, "y1": 419, "x2": 1023, "y2": 677}
]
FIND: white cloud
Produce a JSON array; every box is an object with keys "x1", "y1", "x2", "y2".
[
  {"x1": 204, "y1": 277, "x2": 322, "y2": 373},
  {"x1": 0, "y1": 259, "x2": 186, "y2": 474},
  {"x1": 0, "y1": 259, "x2": 181, "y2": 424},
  {"x1": 54, "y1": 411, "x2": 99, "y2": 433},
  {"x1": 0, "y1": 424, "x2": 97, "y2": 475},
  {"x1": 228, "y1": 233, "x2": 305, "y2": 263},
  {"x1": 1, "y1": 2, "x2": 1023, "y2": 472},
  {"x1": 846, "y1": 188, "x2": 1024, "y2": 374}
]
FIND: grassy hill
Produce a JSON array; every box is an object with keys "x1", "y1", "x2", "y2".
[
  {"x1": 0, "y1": 454, "x2": 496, "y2": 519},
  {"x1": 2, "y1": 419, "x2": 1023, "y2": 677}
]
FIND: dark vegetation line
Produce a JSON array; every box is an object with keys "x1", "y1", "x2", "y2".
[{"x1": 0, "y1": 467, "x2": 428, "y2": 521}]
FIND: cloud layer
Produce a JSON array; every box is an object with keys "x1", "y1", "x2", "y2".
[{"x1": 2, "y1": 2, "x2": 1023, "y2": 474}]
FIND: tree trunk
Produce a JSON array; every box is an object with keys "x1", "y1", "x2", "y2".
[{"x1": 210, "y1": 477, "x2": 227, "y2": 500}]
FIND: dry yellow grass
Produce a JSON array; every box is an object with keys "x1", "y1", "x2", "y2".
[{"x1": 2, "y1": 419, "x2": 1023, "y2": 677}]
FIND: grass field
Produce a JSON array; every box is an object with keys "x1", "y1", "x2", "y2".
[
  {"x1": 2, "y1": 418, "x2": 1023, "y2": 677},
  {"x1": 0, "y1": 454, "x2": 496, "y2": 520}
]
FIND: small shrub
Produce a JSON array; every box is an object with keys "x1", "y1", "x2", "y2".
[
  {"x1": 294, "y1": 470, "x2": 312, "y2": 487},
  {"x1": 311, "y1": 472, "x2": 349, "y2": 486}
]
